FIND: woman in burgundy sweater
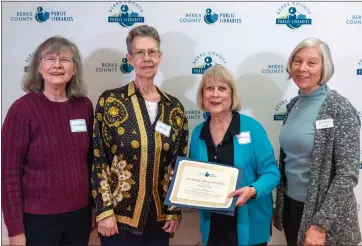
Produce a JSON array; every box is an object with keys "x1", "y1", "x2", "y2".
[{"x1": 1, "y1": 36, "x2": 95, "y2": 245}]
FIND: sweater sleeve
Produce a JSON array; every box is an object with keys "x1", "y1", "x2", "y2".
[
  {"x1": 1, "y1": 100, "x2": 31, "y2": 237},
  {"x1": 311, "y1": 101, "x2": 361, "y2": 231},
  {"x1": 91, "y1": 92, "x2": 115, "y2": 221},
  {"x1": 249, "y1": 121, "x2": 281, "y2": 199}
]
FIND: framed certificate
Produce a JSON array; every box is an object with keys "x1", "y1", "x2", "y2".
[{"x1": 164, "y1": 157, "x2": 242, "y2": 215}]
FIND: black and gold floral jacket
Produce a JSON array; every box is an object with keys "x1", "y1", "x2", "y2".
[{"x1": 91, "y1": 81, "x2": 189, "y2": 235}]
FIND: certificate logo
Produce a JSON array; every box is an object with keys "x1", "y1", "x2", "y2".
[
  {"x1": 192, "y1": 51, "x2": 227, "y2": 74},
  {"x1": 262, "y1": 64, "x2": 285, "y2": 74},
  {"x1": 274, "y1": 99, "x2": 289, "y2": 121},
  {"x1": 357, "y1": 59, "x2": 362, "y2": 75},
  {"x1": 108, "y1": 1, "x2": 144, "y2": 27},
  {"x1": 24, "y1": 52, "x2": 35, "y2": 72},
  {"x1": 346, "y1": 14, "x2": 362, "y2": 25},
  {"x1": 276, "y1": 2, "x2": 312, "y2": 29}
]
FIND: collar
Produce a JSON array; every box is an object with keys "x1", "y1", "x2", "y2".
[
  {"x1": 126, "y1": 81, "x2": 173, "y2": 104},
  {"x1": 200, "y1": 111, "x2": 240, "y2": 142}
]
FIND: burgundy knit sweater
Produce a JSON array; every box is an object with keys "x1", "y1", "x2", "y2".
[{"x1": 1, "y1": 93, "x2": 94, "y2": 237}]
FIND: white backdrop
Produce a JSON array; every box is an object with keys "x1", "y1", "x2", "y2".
[{"x1": 1, "y1": 1, "x2": 362, "y2": 245}]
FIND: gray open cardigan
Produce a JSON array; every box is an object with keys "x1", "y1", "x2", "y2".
[{"x1": 275, "y1": 90, "x2": 361, "y2": 245}]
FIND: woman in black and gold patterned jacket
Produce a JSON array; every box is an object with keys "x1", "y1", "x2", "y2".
[{"x1": 91, "y1": 25, "x2": 189, "y2": 246}]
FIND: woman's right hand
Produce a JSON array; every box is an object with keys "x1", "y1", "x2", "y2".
[
  {"x1": 98, "y1": 214, "x2": 119, "y2": 237},
  {"x1": 9, "y1": 233, "x2": 26, "y2": 245}
]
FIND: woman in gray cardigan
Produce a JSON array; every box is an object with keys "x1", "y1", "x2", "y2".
[{"x1": 274, "y1": 38, "x2": 361, "y2": 246}]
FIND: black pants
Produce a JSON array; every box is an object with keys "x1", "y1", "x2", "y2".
[
  {"x1": 207, "y1": 212, "x2": 268, "y2": 246},
  {"x1": 24, "y1": 205, "x2": 91, "y2": 246},
  {"x1": 100, "y1": 222, "x2": 170, "y2": 246},
  {"x1": 283, "y1": 194, "x2": 305, "y2": 246}
]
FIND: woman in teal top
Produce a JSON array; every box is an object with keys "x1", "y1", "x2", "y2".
[{"x1": 190, "y1": 65, "x2": 280, "y2": 246}]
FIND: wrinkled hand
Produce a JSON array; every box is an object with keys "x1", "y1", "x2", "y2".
[
  {"x1": 162, "y1": 219, "x2": 181, "y2": 233},
  {"x1": 9, "y1": 233, "x2": 26, "y2": 245},
  {"x1": 305, "y1": 226, "x2": 326, "y2": 245},
  {"x1": 98, "y1": 214, "x2": 119, "y2": 237},
  {"x1": 228, "y1": 186, "x2": 256, "y2": 207}
]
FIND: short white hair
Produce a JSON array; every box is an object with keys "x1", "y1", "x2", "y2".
[{"x1": 286, "y1": 38, "x2": 334, "y2": 85}]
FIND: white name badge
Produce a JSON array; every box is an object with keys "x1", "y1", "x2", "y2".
[
  {"x1": 316, "y1": 119, "x2": 334, "y2": 129},
  {"x1": 236, "y1": 131, "x2": 251, "y2": 144},
  {"x1": 155, "y1": 120, "x2": 171, "y2": 137},
  {"x1": 70, "y1": 119, "x2": 87, "y2": 132}
]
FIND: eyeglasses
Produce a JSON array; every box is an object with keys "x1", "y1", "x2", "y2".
[
  {"x1": 41, "y1": 56, "x2": 75, "y2": 66},
  {"x1": 131, "y1": 48, "x2": 161, "y2": 60}
]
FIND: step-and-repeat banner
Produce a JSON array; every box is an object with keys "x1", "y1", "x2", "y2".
[{"x1": 1, "y1": 1, "x2": 362, "y2": 245}]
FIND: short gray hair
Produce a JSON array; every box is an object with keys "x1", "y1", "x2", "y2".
[
  {"x1": 126, "y1": 25, "x2": 161, "y2": 54},
  {"x1": 197, "y1": 65, "x2": 241, "y2": 111},
  {"x1": 22, "y1": 36, "x2": 86, "y2": 98},
  {"x1": 286, "y1": 38, "x2": 334, "y2": 85}
]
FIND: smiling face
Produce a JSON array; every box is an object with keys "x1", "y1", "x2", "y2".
[
  {"x1": 202, "y1": 79, "x2": 232, "y2": 115},
  {"x1": 291, "y1": 47, "x2": 323, "y2": 94},
  {"x1": 39, "y1": 49, "x2": 76, "y2": 90},
  {"x1": 126, "y1": 36, "x2": 161, "y2": 80}
]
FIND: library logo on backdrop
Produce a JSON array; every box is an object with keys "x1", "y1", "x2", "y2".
[
  {"x1": 179, "y1": 8, "x2": 241, "y2": 24},
  {"x1": 273, "y1": 99, "x2": 289, "y2": 121},
  {"x1": 262, "y1": 64, "x2": 285, "y2": 74},
  {"x1": 357, "y1": 59, "x2": 362, "y2": 75},
  {"x1": 191, "y1": 51, "x2": 227, "y2": 74},
  {"x1": 276, "y1": 2, "x2": 312, "y2": 29},
  {"x1": 35, "y1": 6, "x2": 73, "y2": 23},
  {"x1": 346, "y1": 14, "x2": 362, "y2": 25},
  {"x1": 108, "y1": 1, "x2": 144, "y2": 27},
  {"x1": 24, "y1": 52, "x2": 35, "y2": 72},
  {"x1": 10, "y1": 6, "x2": 73, "y2": 22},
  {"x1": 95, "y1": 57, "x2": 134, "y2": 74}
]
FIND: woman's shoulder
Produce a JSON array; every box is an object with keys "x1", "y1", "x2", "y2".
[
  {"x1": 238, "y1": 112, "x2": 265, "y2": 131},
  {"x1": 159, "y1": 90, "x2": 186, "y2": 110},
  {"x1": 324, "y1": 90, "x2": 358, "y2": 117},
  {"x1": 10, "y1": 93, "x2": 42, "y2": 108}
]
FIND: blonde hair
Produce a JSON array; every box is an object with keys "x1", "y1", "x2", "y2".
[
  {"x1": 286, "y1": 38, "x2": 334, "y2": 85},
  {"x1": 22, "y1": 36, "x2": 86, "y2": 98},
  {"x1": 196, "y1": 65, "x2": 241, "y2": 111}
]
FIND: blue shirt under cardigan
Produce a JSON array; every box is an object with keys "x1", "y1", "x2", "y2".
[{"x1": 190, "y1": 113, "x2": 280, "y2": 246}]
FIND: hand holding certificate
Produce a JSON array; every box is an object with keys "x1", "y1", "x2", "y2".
[{"x1": 164, "y1": 157, "x2": 242, "y2": 215}]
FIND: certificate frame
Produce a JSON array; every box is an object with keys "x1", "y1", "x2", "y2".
[{"x1": 164, "y1": 156, "x2": 243, "y2": 215}]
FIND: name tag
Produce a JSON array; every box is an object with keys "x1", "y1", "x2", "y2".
[
  {"x1": 155, "y1": 121, "x2": 171, "y2": 137},
  {"x1": 70, "y1": 119, "x2": 87, "y2": 132},
  {"x1": 316, "y1": 119, "x2": 334, "y2": 129},
  {"x1": 236, "y1": 131, "x2": 251, "y2": 144}
]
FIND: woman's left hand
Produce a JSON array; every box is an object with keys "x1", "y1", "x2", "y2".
[
  {"x1": 162, "y1": 219, "x2": 181, "y2": 233},
  {"x1": 304, "y1": 226, "x2": 326, "y2": 245},
  {"x1": 228, "y1": 186, "x2": 256, "y2": 207}
]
